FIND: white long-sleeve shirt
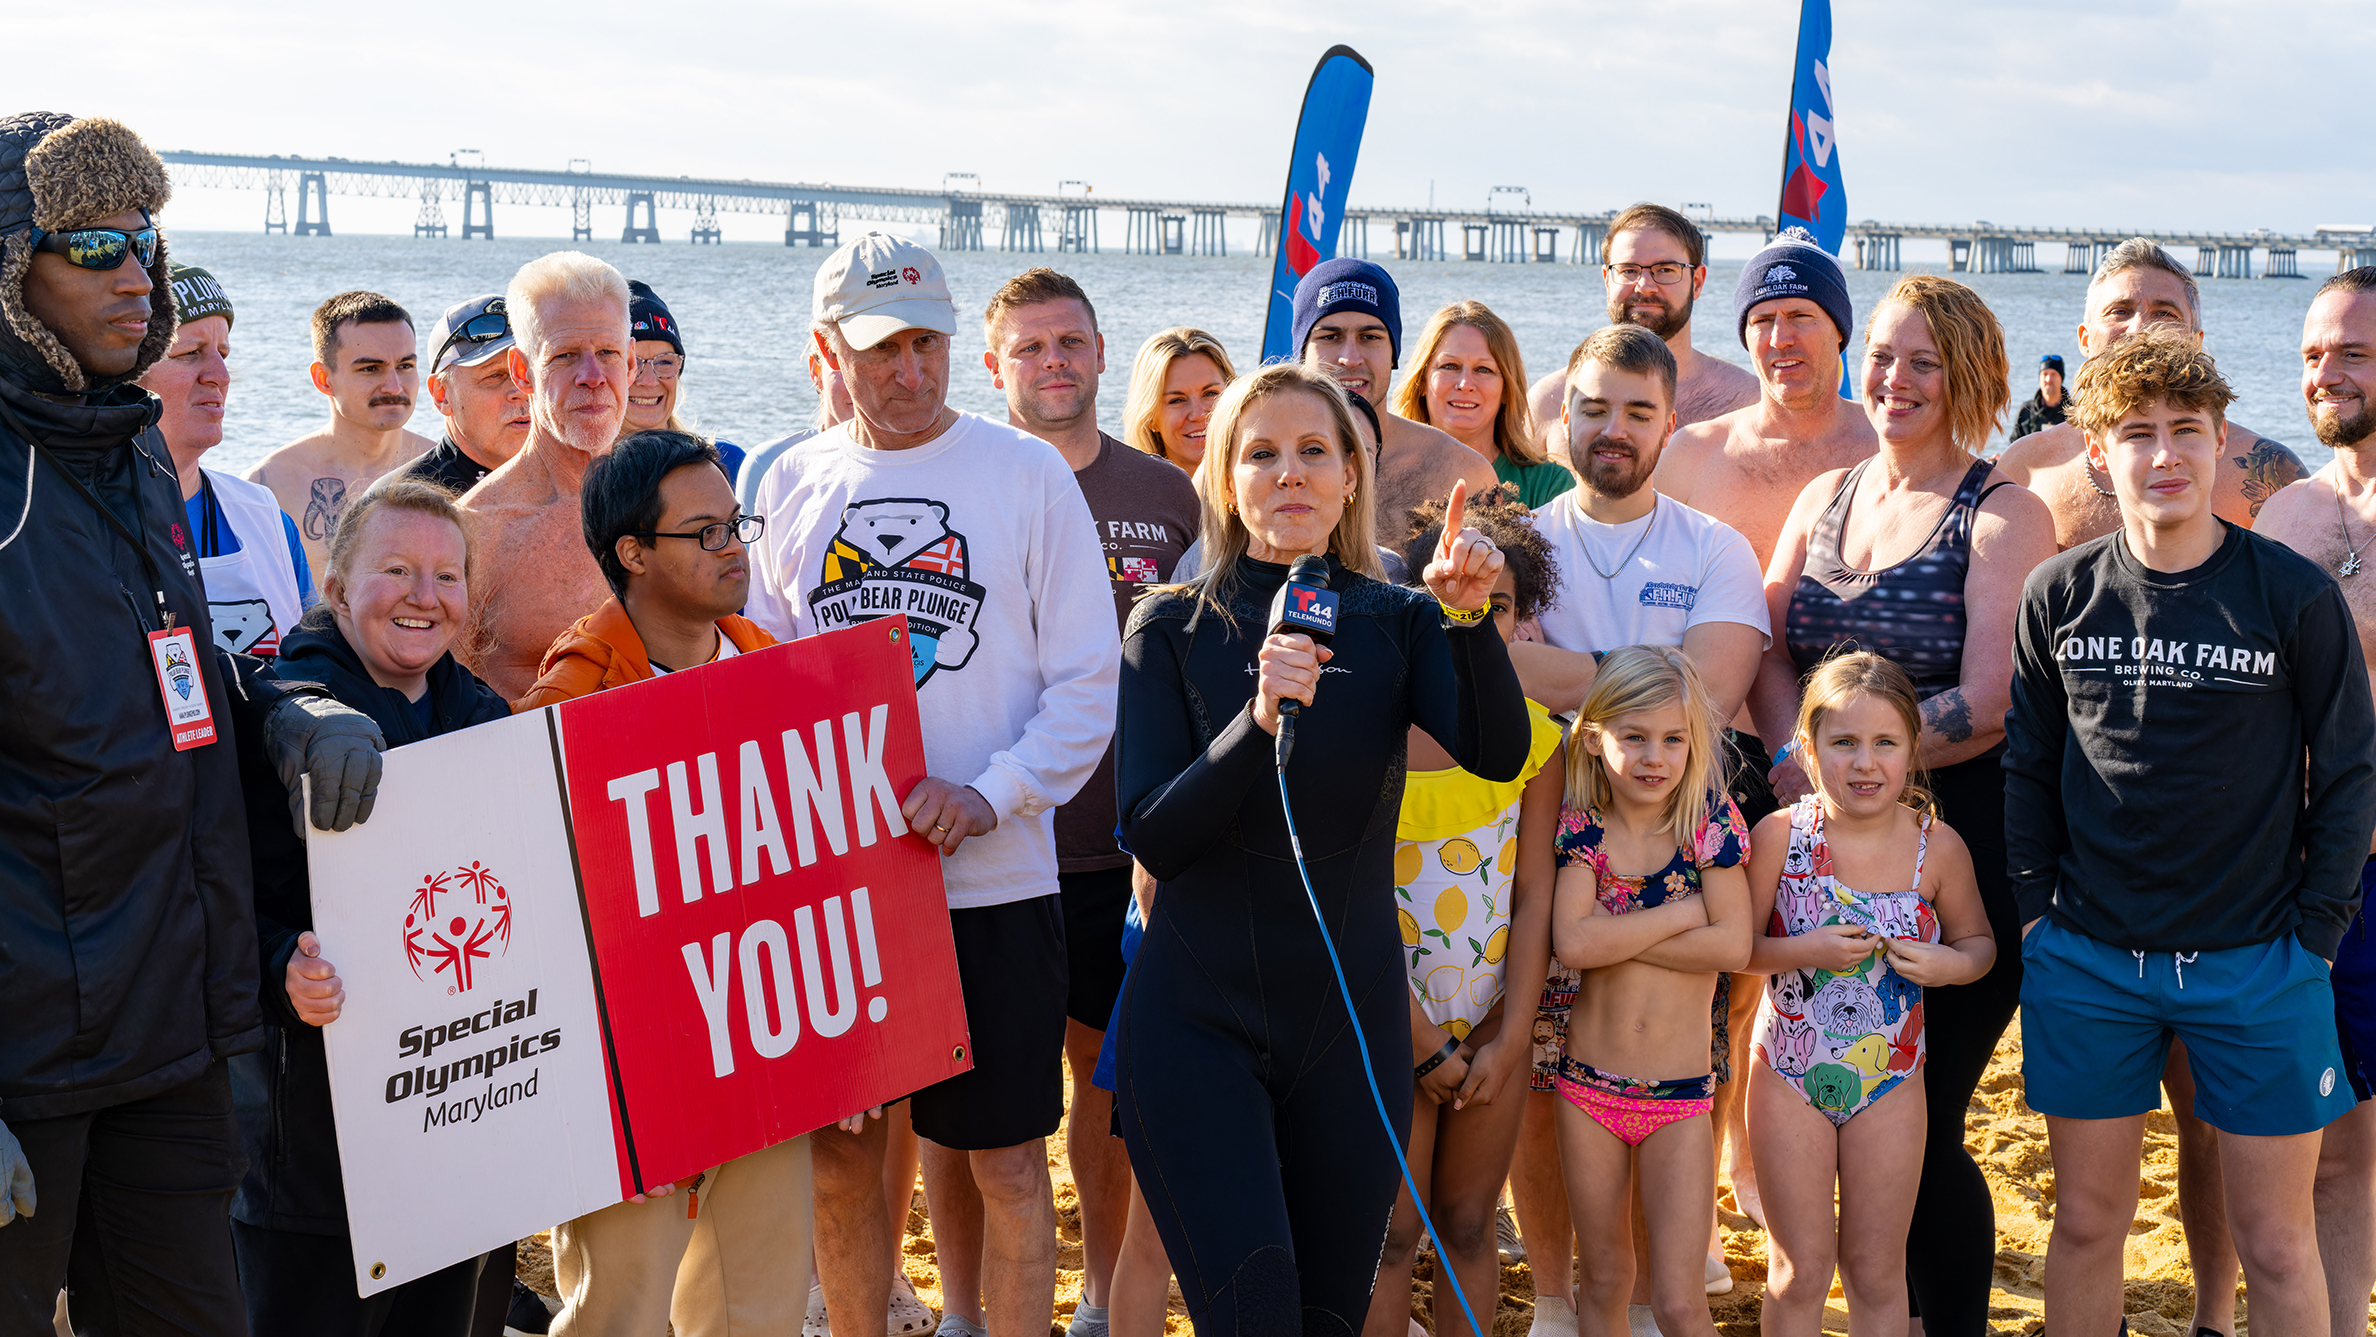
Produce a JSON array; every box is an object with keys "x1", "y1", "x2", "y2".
[{"x1": 745, "y1": 412, "x2": 1120, "y2": 909}]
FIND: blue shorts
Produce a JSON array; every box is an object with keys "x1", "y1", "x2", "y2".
[
  {"x1": 2331, "y1": 860, "x2": 2376, "y2": 1103},
  {"x1": 2019, "y1": 917, "x2": 2354, "y2": 1136}
]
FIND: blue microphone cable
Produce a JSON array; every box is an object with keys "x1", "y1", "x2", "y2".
[{"x1": 1274, "y1": 714, "x2": 1489, "y2": 1337}]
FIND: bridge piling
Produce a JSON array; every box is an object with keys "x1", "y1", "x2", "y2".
[
  {"x1": 622, "y1": 192, "x2": 660, "y2": 244},
  {"x1": 689, "y1": 197, "x2": 721, "y2": 245},
  {"x1": 1003, "y1": 202, "x2": 1043, "y2": 253},
  {"x1": 413, "y1": 182, "x2": 446, "y2": 239},
  {"x1": 293, "y1": 171, "x2": 331, "y2": 237},
  {"x1": 941, "y1": 199, "x2": 984, "y2": 252},
  {"x1": 785, "y1": 201, "x2": 834, "y2": 248},
  {"x1": 461, "y1": 182, "x2": 494, "y2": 240},
  {"x1": 1058, "y1": 203, "x2": 1098, "y2": 254},
  {"x1": 1191, "y1": 210, "x2": 1226, "y2": 256}
]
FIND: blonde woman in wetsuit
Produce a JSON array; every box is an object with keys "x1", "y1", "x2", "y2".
[
  {"x1": 1743, "y1": 653, "x2": 1994, "y2": 1337},
  {"x1": 1547, "y1": 645, "x2": 1751, "y2": 1337}
]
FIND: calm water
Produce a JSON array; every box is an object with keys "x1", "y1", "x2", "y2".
[{"x1": 174, "y1": 231, "x2": 2338, "y2": 478}]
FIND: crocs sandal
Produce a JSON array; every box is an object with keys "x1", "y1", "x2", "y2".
[
  {"x1": 805, "y1": 1284, "x2": 832, "y2": 1337},
  {"x1": 1704, "y1": 1250, "x2": 1734, "y2": 1296},
  {"x1": 888, "y1": 1275, "x2": 936, "y2": 1337}
]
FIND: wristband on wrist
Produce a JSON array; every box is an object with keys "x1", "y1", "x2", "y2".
[
  {"x1": 1774, "y1": 738, "x2": 1803, "y2": 766},
  {"x1": 1439, "y1": 600, "x2": 1489, "y2": 626},
  {"x1": 1413, "y1": 1034, "x2": 1463, "y2": 1078}
]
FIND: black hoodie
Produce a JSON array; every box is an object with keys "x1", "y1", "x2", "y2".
[{"x1": 227, "y1": 609, "x2": 510, "y2": 1233}]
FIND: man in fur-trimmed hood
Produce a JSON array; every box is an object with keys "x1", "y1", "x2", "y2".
[
  {"x1": 0, "y1": 111, "x2": 178, "y2": 394},
  {"x1": 0, "y1": 112, "x2": 390, "y2": 1337}
]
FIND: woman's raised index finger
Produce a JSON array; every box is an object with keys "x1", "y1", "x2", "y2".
[{"x1": 1440, "y1": 479, "x2": 1468, "y2": 555}]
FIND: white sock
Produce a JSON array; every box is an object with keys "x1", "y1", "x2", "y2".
[
  {"x1": 1527, "y1": 1291, "x2": 1577, "y2": 1337},
  {"x1": 939, "y1": 1315, "x2": 989, "y2": 1337},
  {"x1": 1067, "y1": 1303, "x2": 1109, "y2": 1337},
  {"x1": 1627, "y1": 1303, "x2": 1661, "y2": 1337}
]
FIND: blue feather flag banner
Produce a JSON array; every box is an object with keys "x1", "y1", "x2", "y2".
[
  {"x1": 1259, "y1": 46, "x2": 1375, "y2": 364},
  {"x1": 1776, "y1": 0, "x2": 1846, "y2": 254}
]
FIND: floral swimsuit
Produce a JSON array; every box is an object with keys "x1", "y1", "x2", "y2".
[
  {"x1": 1751, "y1": 797, "x2": 1937, "y2": 1126},
  {"x1": 1540, "y1": 794, "x2": 1749, "y2": 1145}
]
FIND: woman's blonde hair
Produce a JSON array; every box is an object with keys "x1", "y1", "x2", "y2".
[
  {"x1": 1172, "y1": 363, "x2": 1378, "y2": 627},
  {"x1": 1122, "y1": 328, "x2": 1238, "y2": 464},
  {"x1": 1564, "y1": 644, "x2": 1722, "y2": 845},
  {"x1": 1391, "y1": 301, "x2": 1545, "y2": 467},
  {"x1": 1866, "y1": 274, "x2": 2009, "y2": 456},
  {"x1": 323, "y1": 477, "x2": 473, "y2": 605},
  {"x1": 1792, "y1": 651, "x2": 1937, "y2": 817}
]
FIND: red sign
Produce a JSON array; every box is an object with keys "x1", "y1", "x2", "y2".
[{"x1": 557, "y1": 617, "x2": 969, "y2": 1195}]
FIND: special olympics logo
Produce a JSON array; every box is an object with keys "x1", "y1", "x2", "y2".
[
  {"x1": 404, "y1": 861, "x2": 513, "y2": 993},
  {"x1": 901, "y1": 266, "x2": 921, "y2": 286}
]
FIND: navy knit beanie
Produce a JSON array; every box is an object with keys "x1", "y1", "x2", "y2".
[
  {"x1": 627, "y1": 279, "x2": 683, "y2": 355},
  {"x1": 1291, "y1": 258, "x2": 1401, "y2": 367},
  {"x1": 1735, "y1": 228, "x2": 1852, "y2": 350}
]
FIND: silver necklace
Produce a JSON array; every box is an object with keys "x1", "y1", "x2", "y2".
[
  {"x1": 2338, "y1": 488, "x2": 2372, "y2": 577},
  {"x1": 1582, "y1": 495, "x2": 1659, "y2": 580},
  {"x1": 2084, "y1": 462, "x2": 2116, "y2": 499}
]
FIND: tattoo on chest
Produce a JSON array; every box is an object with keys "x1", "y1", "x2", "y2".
[
  {"x1": 2235, "y1": 439, "x2": 2306, "y2": 518},
  {"x1": 1924, "y1": 688, "x2": 1974, "y2": 744},
  {"x1": 303, "y1": 477, "x2": 349, "y2": 542}
]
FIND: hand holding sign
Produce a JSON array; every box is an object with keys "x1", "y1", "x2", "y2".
[
  {"x1": 1422, "y1": 479, "x2": 1504, "y2": 617},
  {"x1": 285, "y1": 931, "x2": 345, "y2": 1027}
]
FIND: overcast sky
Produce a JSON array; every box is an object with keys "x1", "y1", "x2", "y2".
[{"x1": 16, "y1": 0, "x2": 2373, "y2": 240}]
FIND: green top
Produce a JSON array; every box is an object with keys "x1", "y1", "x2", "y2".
[{"x1": 1493, "y1": 454, "x2": 1576, "y2": 509}]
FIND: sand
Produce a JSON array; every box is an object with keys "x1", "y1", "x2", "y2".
[{"x1": 515, "y1": 1017, "x2": 2375, "y2": 1336}]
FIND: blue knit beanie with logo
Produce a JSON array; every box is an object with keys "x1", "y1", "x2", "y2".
[
  {"x1": 1734, "y1": 228, "x2": 1852, "y2": 350},
  {"x1": 1291, "y1": 258, "x2": 1402, "y2": 367}
]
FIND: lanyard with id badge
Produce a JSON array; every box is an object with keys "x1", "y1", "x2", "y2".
[{"x1": 1, "y1": 398, "x2": 217, "y2": 750}]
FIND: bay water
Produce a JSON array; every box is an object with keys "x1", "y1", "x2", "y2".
[{"x1": 175, "y1": 231, "x2": 2338, "y2": 479}]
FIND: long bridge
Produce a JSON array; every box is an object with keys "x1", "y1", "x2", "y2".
[{"x1": 158, "y1": 151, "x2": 2376, "y2": 279}]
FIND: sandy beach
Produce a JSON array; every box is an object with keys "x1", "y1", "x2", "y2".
[{"x1": 514, "y1": 1016, "x2": 2373, "y2": 1336}]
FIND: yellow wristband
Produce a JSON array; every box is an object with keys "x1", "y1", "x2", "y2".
[{"x1": 1439, "y1": 601, "x2": 1489, "y2": 625}]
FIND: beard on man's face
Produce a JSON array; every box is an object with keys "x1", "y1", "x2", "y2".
[
  {"x1": 1579, "y1": 434, "x2": 1658, "y2": 498},
  {"x1": 1607, "y1": 286, "x2": 1692, "y2": 341},
  {"x1": 2314, "y1": 402, "x2": 2376, "y2": 452}
]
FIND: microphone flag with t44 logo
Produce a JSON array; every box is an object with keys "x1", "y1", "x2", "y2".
[{"x1": 305, "y1": 617, "x2": 968, "y2": 1297}]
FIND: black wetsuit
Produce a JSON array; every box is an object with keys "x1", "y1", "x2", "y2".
[{"x1": 1112, "y1": 555, "x2": 1529, "y2": 1337}]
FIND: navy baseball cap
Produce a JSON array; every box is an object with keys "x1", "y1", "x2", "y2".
[{"x1": 430, "y1": 294, "x2": 513, "y2": 374}]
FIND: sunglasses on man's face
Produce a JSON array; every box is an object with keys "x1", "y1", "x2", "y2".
[{"x1": 29, "y1": 221, "x2": 159, "y2": 272}]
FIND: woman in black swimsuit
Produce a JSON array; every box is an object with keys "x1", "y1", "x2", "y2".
[
  {"x1": 1113, "y1": 363, "x2": 1531, "y2": 1337},
  {"x1": 1749, "y1": 275, "x2": 2059, "y2": 1336}
]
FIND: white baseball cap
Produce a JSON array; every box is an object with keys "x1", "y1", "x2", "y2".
[{"x1": 813, "y1": 232, "x2": 956, "y2": 351}]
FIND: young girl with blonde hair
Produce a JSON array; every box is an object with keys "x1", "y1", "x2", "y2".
[
  {"x1": 1744, "y1": 652, "x2": 1995, "y2": 1336},
  {"x1": 1548, "y1": 645, "x2": 1752, "y2": 1337}
]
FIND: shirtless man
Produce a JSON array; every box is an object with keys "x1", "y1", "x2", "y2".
[
  {"x1": 1652, "y1": 229, "x2": 1876, "y2": 571},
  {"x1": 1526, "y1": 202, "x2": 1759, "y2": 458},
  {"x1": 455, "y1": 252, "x2": 635, "y2": 699},
  {"x1": 1293, "y1": 258, "x2": 1495, "y2": 541},
  {"x1": 1998, "y1": 237, "x2": 2306, "y2": 551},
  {"x1": 2212, "y1": 266, "x2": 2376, "y2": 1337},
  {"x1": 246, "y1": 290, "x2": 434, "y2": 575}
]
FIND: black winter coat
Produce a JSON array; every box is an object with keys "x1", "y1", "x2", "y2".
[
  {"x1": 0, "y1": 112, "x2": 292, "y2": 1120},
  {"x1": 228, "y1": 610, "x2": 511, "y2": 1234}
]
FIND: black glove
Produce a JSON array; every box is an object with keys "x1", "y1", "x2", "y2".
[
  {"x1": 0, "y1": 1116, "x2": 33, "y2": 1226},
  {"x1": 264, "y1": 695, "x2": 386, "y2": 837}
]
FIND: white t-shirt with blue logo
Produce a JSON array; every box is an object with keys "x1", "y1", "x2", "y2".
[{"x1": 1530, "y1": 490, "x2": 1770, "y2": 655}]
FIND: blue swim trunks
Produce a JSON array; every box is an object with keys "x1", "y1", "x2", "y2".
[
  {"x1": 2019, "y1": 917, "x2": 2355, "y2": 1136},
  {"x1": 2330, "y1": 859, "x2": 2376, "y2": 1103}
]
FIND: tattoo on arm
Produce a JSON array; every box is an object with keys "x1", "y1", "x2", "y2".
[
  {"x1": 2236, "y1": 437, "x2": 2309, "y2": 517},
  {"x1": 1923, "y1": 688, "x2": 1974, "y2": 744}
]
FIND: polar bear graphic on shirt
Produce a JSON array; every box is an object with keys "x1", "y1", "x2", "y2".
[{"x1": 811, "y1": 497, "x2": 989, "y2": 686}]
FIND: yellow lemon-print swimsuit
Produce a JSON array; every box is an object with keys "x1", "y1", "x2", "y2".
[{"x1": 1394, "y1": 700, "x2": 1562, "y2": 1038}]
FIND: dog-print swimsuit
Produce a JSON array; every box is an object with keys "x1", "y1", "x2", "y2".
[{"x1": 1752, "y1": 797, "x2": 1936, "y2": 1126}]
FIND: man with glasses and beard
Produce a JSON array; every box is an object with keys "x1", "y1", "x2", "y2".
[
  {"x1": 394, "y1": 294, "x2": 531, "y2": 498},
  {"x1": 2208, "y1": 266, "x2": 2376, "y2": 1337},
  {"x1": 1528, "y1": 203, "x2": 1759, "y2": 456},
  {"x1": 247, "y1": 290, "x2": 435, "y2": 577}
]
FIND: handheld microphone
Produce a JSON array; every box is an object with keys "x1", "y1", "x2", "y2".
[{"x1": 1265, "y1": 555, "x2": 1337, "y2": 766}]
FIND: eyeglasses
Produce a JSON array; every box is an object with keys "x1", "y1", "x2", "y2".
[
  {"x1": 29, "y1": 219, "x2": 158, "y2": 272},
  {"x1": 634, "y1": 354, "x2": 684, "y2": 380},
  {"x1": 1607, "y1": 262, "x2": 1692, "y2": 287},
  {"x1": 433, "y1": 299, "x2": 510, "y2": 371},
  {"x1": 637, "y1": 513, "x2": 763, "y2": 552}
]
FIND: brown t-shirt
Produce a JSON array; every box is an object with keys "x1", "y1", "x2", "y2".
[{"x1": 1057, "y1": 433, "x2": 1201, "y2": 872}]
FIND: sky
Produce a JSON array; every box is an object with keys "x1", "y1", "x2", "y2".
[{"x1": 14, "y1": 0, "x2": 2375, "y2": 243}]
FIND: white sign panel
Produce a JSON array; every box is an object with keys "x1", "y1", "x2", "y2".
[{"x1": 310, "y1": 710, "x2": 621, "y2": 1295}]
